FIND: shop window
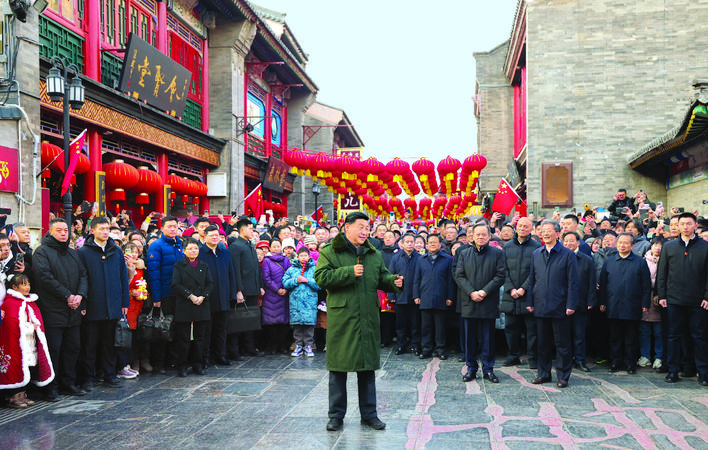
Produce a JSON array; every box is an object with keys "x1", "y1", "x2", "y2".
[
  {"x1": 100, "y1": 0, "x2": 156, "y2": 49},
  {"x1": 168, "y1": 31, "x2": 203, "y2": 102}
]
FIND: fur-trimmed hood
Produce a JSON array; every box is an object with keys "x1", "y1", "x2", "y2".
[{"x1": 6, "y1": 288, "x2": 38, "y2": 302}]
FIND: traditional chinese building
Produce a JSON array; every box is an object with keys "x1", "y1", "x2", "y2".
[{"x1": 475, "y1": 0, "x2": 708, "y2": 216}]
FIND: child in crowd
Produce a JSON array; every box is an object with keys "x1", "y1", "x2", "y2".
[
  {"x1": 281, "y1": 238, "x2": 296, "y2": 261},
  {"x1": 282, "y1": 248, "x2": 320, "y2": 357},
  {"x1": 125, "y1": 242, "x2": 149, "y2": 375},
  {"x1": 639, "y1": 236, "x2": 664, "y2": 370},
  {"x1": 303, "y1": 235, "x2": 319, "y2": 262},
  {"x1": 0, "y1": 275, "x2": 54, "y2": 408}
]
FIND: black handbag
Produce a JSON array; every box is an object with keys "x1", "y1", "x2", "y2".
[
  {"x1": 137, "y1": 310, "x2": 155, "y2": 341},
  {"x1": 227, "y1": 303, "x2": 262, "y2": 335},
  {"x1": 115, "y1": 315, "x2": 133, "y2": 349},
  {"x1": 153, "y1": 309, "x2": 174, "y2": 342}
]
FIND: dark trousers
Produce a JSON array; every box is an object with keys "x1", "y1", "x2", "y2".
[
  {"x1": 608, "y1": 319, "x2": 639, "y2": 369},
  {"x1": 464, "y1": 318, "x2": 495, "y2": 374},
  {"x1": 173, "y1": 320, "x2": 209, "y2": 370},
  {"x1": 44, "y1": 325, "x2": 81, "y2": 390},
  {"x1": 421, "y1": 309, "x2": 447, "y2": 354},
  {"x1": 208, "y1": 310, "x2": 229, "y2": 361},
  {"x1": 380, "y1": 311, "x2": 395, "y2": 346},
  {"x1": 571, "y1": 312, "x2": 588, "y2": 364},
  {"x1": 263, "y1": 323, "x2": 290, "y2": 351},
  {"x1": 587, "y1": 307, "x2": 609, "y2": 361},
  {"x1": 80, "y1": 319, "x2": 118, "y2": 382},
  {"x1": 395, "y1": 303, "x2": 421, "y2": 350},
  {"x1": 328, "y1": 370, "x2": 377, "y2": 420},
  {"x1": 504, "y1": 313, "x2": 537, "y2": 362},
  {"x1": 536, "y1": 317, "x2": 572, "y2": 382},
  {"x1": 667, "y1": 304, "x2": 708, "y2": 374}
]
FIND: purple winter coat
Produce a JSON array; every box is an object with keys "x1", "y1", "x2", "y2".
[{"x1": 261, "y1": 253, "x2": 291, "y2": 325}]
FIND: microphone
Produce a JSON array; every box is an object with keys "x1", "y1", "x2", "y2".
[{"x1": 357, "y1": 246, "x2": 366, "y2": 265}]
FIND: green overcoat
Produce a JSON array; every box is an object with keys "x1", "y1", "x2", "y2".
[{"x1": 315, "y1": 233, "x2": 403, "y2": 372}]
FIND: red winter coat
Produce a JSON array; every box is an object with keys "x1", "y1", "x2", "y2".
[{"x1": 0, "y1": 290, "x2": 54, "y2": 389}]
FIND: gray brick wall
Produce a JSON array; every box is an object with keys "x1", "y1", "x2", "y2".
[{"x1": 526, "y1": 0, "x2": 708, "y2": 214}]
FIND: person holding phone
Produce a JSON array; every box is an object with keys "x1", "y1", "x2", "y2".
[{"x1": 608, "y1": 188, "x2": 637, "y2": 222}]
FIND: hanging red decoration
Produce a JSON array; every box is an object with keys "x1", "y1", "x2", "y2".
[
  {"x1": 135, "y1": 192, "x2": 150, "y2": 214},
  {"x1": 460, "y1": 154, "x2": 487, "y2": 194},
  {"x1": 41, "y1": 142, "x2": 62, "y2": 170},
  {"x1": 167, "y1": 174, "x2": 186, "y2": 194},
  {"x1": 437, "y1": 156, "x2": 461, "y2": 196},
  {"x1": 412, "y1": 158, "x2": 439, "y2": 197},
  {"x1": 310, "y1": 153, "x2": 334, "y2": 180},
  {"x1": 104, "y1": 160, "x2": 139, "y2": 190},
  {"x1": 404, "y1": 197, "x2": 418, "y2": 219},
  {"x1": 133, "y1": 167, "x2": 162, "y2": 194}
]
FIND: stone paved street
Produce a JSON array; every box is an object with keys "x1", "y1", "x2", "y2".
[{"x1": 3, "y1": 348, "x2": 708, "y2": 449}]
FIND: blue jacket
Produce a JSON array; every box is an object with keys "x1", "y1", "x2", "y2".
[
  {"x1": 77, "y1": 236, "x2": 129, "y2": 321},
  {"x1": 199, "y1": 242, "x2": 238, "y2": 312},
  {"x1": 282, "y1": 258, "x2": 320, "y2": 325},
  {"x1": 412, "y1": 251, "x2": 454, "y2": 310},
  {"x1": 388, "y1": 250, "x2": 421, "y2": 304},
  {"x1": 599, "y1": 251, "x2": 651, "y2": 320},
  {"x1": 147, "y1": 235, "x2": 183, "y2": 304},
  {"x1": 575, "y1": 251, "x2": 597, "y2": 311},
  {"x1": 527, "y1": 241, "x2": 579, "y2": 318}
]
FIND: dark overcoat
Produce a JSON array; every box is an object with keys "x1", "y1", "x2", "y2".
[
  {"x1": 171, "y1": 257, "x2": 214, "y2": 323},
  {"x1": 454, "y1": 243, "x2": 506, "y2": 319}
]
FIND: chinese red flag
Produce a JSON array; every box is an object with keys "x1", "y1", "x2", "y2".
[
  {"x1": 491, "y1": 178, "x2": 520, "y2": 215},
  {"x1": 244, "y1": 183, "x2": 263, "y2": 218},
  {"x1": 311, "y1": 206, "x2": 323, "y2": 222},
  {"x1": 60, "y1": 129, "x2": 87, "y2": 198}
]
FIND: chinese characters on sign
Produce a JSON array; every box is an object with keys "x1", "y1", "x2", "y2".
[
  {"x1": 0, "y1": 146, "x2": 19, "y2": 193},
  {"x1": 338, "y1": 148, "x2": 361, "y2": 212},
  {"x1": 262, "y1": 157, "x2": 289, "y2": 193},
  {"x1": 119, "y1": 33, "x2": 192, "y2": 118}
]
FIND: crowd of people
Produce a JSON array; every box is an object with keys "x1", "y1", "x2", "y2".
[{"x1": 0, "y1": 187, "x2": 706, "y2": 426}]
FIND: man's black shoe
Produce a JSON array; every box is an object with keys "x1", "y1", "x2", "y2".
[
  {"x1": 326, "y1": 418, "x2": 343, "y2": 431},
  {"x1": 394, "y1": 347, "x2": 407, "y2": 355},
  {"x1": 656, "y1": 363, "x2": 669, "y2": 373},
  {"x1": 458, "y1": 354, "x2": 465, "y2": 362},
  {"x1": 178, "y1": 368, "x2": 188, "y2": 378},
  {"x1": 194, "y1": 367, "x2": 207, "y2": 376},
  {"x1": 410, "y1": 347, "x2": 420, "y2": 356},
  {"x1": 608, "y1": 365, "x2": 620, "y2": 373},
  {"x1": 103, "y1": 377, "x2": 122, "y2": 388},
  {"x1": 59, "y1": 385, "x2": 86, "y2": 396},
  {"x1": 665, "y1": 372, "x2": 680, "y2": 383},
  {"x1": 681, "y1": 369, "x2": 697, "y2": 378},
  {"x1": 462, "y1": 370, "x2": 477, "y2": 382},
  {"x1": 155, "y1": 366, "x2": 167, "y2": 375},
  {"x1": 419, "y1": 351, "x2": 433, "y2": 359},
  {"x1": 627, "y1": 367, "x2": 637, "y2": 374},
  {"x1": 437, "y1": 353, "x2": 448, "y2": 361},
  {"x1": 698, "y1": 373, "x2": 708, "y2": 386},
  {"x1": 80, "y1": 380, "x2": 94, "y2": 392},
  {"x1": 502, "y1": 357, "x2": 521, "y2": 367},
  {"x1": 483, "y1": 372, "x2": 499, "y2": 383},
  {"x1": 44, "y1": 390, "x2": 60, "y2": 402},
  {"x1": 214, "y1": 358, "x2": 232, "y2": 366},
  {"x1": 243, "y1": 350, "x2": 265, "y2": 357},
  {"x1": 574, "y1": 362, "x2": 591, "y2": 372},
  {"x1": 228, "y1": 355, "x2": 245, "y2": 362},
  {"x1": 531, "y1": 376, "x2": 552, "y2": 385},
  {"x1": 361, "y1": 417, "x2": 386, "y2": 430}
]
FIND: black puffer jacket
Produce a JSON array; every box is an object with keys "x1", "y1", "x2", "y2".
[
  {"x1": 454, "y1": 243, "x2": 506, "y2": 319},
  {"x1": 33, "y1": 234, "x2": 88, "y2": 327},
  {"x1": 501, "y1": 236, "x2": 541, "y2": 315},
  {"x1": 656, "y1": 235, "x2": 708, "y2": 307}
]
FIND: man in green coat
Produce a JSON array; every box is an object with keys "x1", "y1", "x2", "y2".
[{"x1": 315, "y1": 212, "x2": 403, "y2": 432}]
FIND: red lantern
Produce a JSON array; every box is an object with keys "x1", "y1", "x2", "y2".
[
  {"x1": 104, "y1": 160, "x2": 139, "y2": 190},
  {"x1": 404, "y1": 197, "x2": 418, "y2": 219},
  {"x1": 310, "y1": 153, "x2": 334, "y2": 179},
  {"x1": 460, "y1": 154, "x2": 487, "y2": 194},
  {"x1": 133, "y1": 167, "x2": 162, "y2": 194},
  {"x1": 107, "y1": 188, "x2": 126, "y2": 214},
  {"x1": 135, "y1": 192, "x2": 150, "y2": 214},
  {"x1": 386, "y1": 158, "x2": 409, "y2": 183},
  {"x1": 361, "y1": 157, "x2": 384, "y2": 183},
  {"x1": 41, "y1": 142, "x2": 62, "y2": 170},
  {"x1": 412, "y1": 158, "x2": 439, "y2": 196},
  {"x1": 437, "y1": 156, "x2": 461, "y2": 196},
  {"x1": 336, "y1": 156, "x2": 361, "y2": 180},
  {"x1": 288, "y1": 151, "x2": 309, "y2": 175},
  {"x1": 167, "y1": 174, "x2": 186, "y2": 194}
]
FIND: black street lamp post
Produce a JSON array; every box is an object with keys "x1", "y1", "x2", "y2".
[
  {"x1": 45, "y1": 56, "x2": 85, "y2": 227},
  {"x1": 312, "y1": 181, "x2": 321, "y2": 225}
]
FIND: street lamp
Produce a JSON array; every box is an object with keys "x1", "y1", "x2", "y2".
[
  {"x1": 312, "y1": 181, "x2": 321, "y2": 225},
  {"x1": 46, "y1": 56, "x2": 85, "y2": 227}
]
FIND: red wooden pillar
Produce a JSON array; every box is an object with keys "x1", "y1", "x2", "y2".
[
  {"x1": 201, "y1": 168, "x2": 209, "y2": 213},
  {"x1": 156, "y1": 1, "x2": 167, "y2": 53},
  {"x1": 264, "y1": 89, "x2": 272, "y2": 157},
  {"x1": 513, "y1": 85, "x2": 521, "y2": 158},
  {"x1": 157, "y1": 152, "x2": 168, "y2": 214},
  {"x1": 521, "y1": 66, "x2": 527, "y2": 148},
  {"x1": 201, "y1": 43, "x2": 209, "y2": 133},
  {"x1": 84, "y1": 129, "x2": 102, "y2": 202},
  {"x1": 85, "y1": 0, "x2": 100, "y2": 79}
]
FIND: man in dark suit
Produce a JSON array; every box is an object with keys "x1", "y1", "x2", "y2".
[
  {"x1": 454, "y1": 223, "x2": 506, "y2": 384},
  {"x1": 227, "y1": 216, "x2": 265, "y2": 359},
  {"x1": 527, "y1": 220, "x2": 579, "y2": 388}
]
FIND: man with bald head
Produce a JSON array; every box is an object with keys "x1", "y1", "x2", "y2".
[{"x1": 500, "y1": 217, "x2": 541, "y2": 368}]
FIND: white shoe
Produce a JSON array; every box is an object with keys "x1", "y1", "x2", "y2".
[
  {"x1": 291, "y1": 345, "x2": 303, "y2": 357},
  {"x1": 304, "y1": 345, "x2": 315, "y2": 357},
  {"x1": 653, "y1": 358, "x2": 662, "y2": 369},
  {"x1": 637, "y1": 356, "x2": 651, "y2": 367},
  {"x1": 117, "y1": 366, "x2": 138, "y2": 379}
]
